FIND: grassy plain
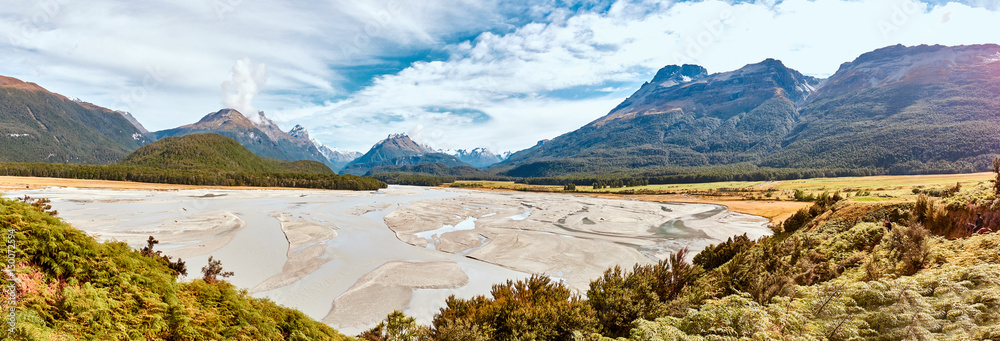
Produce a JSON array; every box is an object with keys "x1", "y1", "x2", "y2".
[{"x1": 447, "y1": 172, "x2": 995, "y2": 223}]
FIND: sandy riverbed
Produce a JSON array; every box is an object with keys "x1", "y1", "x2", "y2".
[
  {"x1": 4, "y1": 183, "x2": 770, "y2": 334},
  {"x1": 385, "y1": 189, "x2": 772, "y2": 290}
]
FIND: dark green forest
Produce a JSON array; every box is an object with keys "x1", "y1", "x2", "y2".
[
  {"x1": 121, "y1": 133, "x2": 334, "y2": 174},
  {"x1": 365, "y1": 161, "x2": 887, "y2": 188},
  {"x1": 0, "y1": 162, "x2": 385, "y2": 190},
  {"x1": 0, "y1": 134, "x2": 386, "y2": 190}
]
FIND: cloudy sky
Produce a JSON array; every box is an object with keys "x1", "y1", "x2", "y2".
[{"x1": 2, "y1": 0, "x2": 999, "y2": 153}]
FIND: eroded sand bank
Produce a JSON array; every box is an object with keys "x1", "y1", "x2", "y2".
[
  {"x1": 323, "y1": 261, "x2": 468, "y2": 330},
  {"x1": 104, "y1": 210, "x2": 246, "y2": 259},
  {"x1": 251, "y1": 212, "x2": 339, "y2": 292}
]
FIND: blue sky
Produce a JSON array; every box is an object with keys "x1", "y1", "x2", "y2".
[{"x1": 2, "y1": 0, "x2": 999, "y2": 153}]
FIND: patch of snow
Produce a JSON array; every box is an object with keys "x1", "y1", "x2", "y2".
[
  {"x1": 7, "y1": 133, "x2": 30, "y2": 138},
  {"x1": 657, "y1": 80, "x2": 679, "y2": 88},
  {"x1": 131, "y1": 133, "x2": 143, "y2": 140},
  {"x1": 984, "y1": 52, "x2": 1000, "y2": 64}
]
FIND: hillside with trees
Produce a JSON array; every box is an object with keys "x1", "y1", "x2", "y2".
[
  {"x1": 0, "y1": 134, "x2": 386, "y2": 190},
  {"x1": 121, "y1": 133, "x2": 334, "y2": 174},
  {"x1": 0, "y1": 76, "x2": 150, "y2": 164}
]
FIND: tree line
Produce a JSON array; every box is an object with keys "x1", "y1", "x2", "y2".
[{"x1": 0, "y1": 162, "x2": 386, "y2": 190}]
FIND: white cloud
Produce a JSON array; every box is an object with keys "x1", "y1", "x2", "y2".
[
  {"x1": 221, "y1": 58, "x2": 268, "y2": 120},
  {"x1": 290, "y1": 0, "x2": 1000, "y2": 152},
  {"x1": 0, "y1": 0, "x2": 515, "y2": 129},
  {"x1": 0, "y1": 0, "x2": 998, "y2": 153}
]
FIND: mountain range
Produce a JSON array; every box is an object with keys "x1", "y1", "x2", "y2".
[
  {"x1": 317, "y1": 144, "x2": 363, "y2": 172},
  {"x1": 454, "y1": 148, "x2": 505, "y2": 168},
  {"x1": 339, "y1": 134, "x2": 472, "y2": 176},
  {"x1": 2, "y1": 43, "x2": 998, "y2": 181},
  {"x1": 150, "y1": 109, "x2": 346, "y2": 170},
  {"x1": 495, "y1": 44, "x2": 1000, "y2": 178}
]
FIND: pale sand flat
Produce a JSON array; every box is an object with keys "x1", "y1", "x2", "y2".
[
  {"x1": 251, "y1": 213, "x2": 340, "y2": 292},
  {"x1": 271, "y1": 212, "x2": 339, "y2": 248},
  {"x1": 467, "y1": 231, "x2": 650, "y2": 290},
  {"x1": 103, "y1": 211, "x2": 246, "y2": 259},
  {"x1": 251, "y1": 244, "x2": 328, "y2": 292},
  {"x1": 385, "y1": 189, "x2": 771, "y2": 291},
  {"x1": 323, "y1": 261, "x2": 469, "y2": 330}
]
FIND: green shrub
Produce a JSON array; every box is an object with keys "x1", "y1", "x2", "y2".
[
  {"x1": 693, "y1": 234, "x2": 756, "y2": 271},
  {"x1": 432, "y1": 275, "x2": 597, "y2": 341}
]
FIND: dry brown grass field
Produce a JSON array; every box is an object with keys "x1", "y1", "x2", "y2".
[{"x1": 447, "y1": 172, "x2": 995, "y2": 223}]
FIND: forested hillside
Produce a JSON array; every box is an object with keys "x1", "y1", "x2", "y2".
[
  {"x1": 496, "y1": 59, "x2": 816, "y2": 176},
  {"x1": 0, "y1": 134, "x2": 386, "y2": 190},
  {"x1": 763, "y1": 44, "x2": 1000, "y2": 173},
  {"x1": 0, "y1": 76, "x2": 150, "y2": 164},
  {"x1": 121, "y1": 133, "x2": 333, "y2": 174}
]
